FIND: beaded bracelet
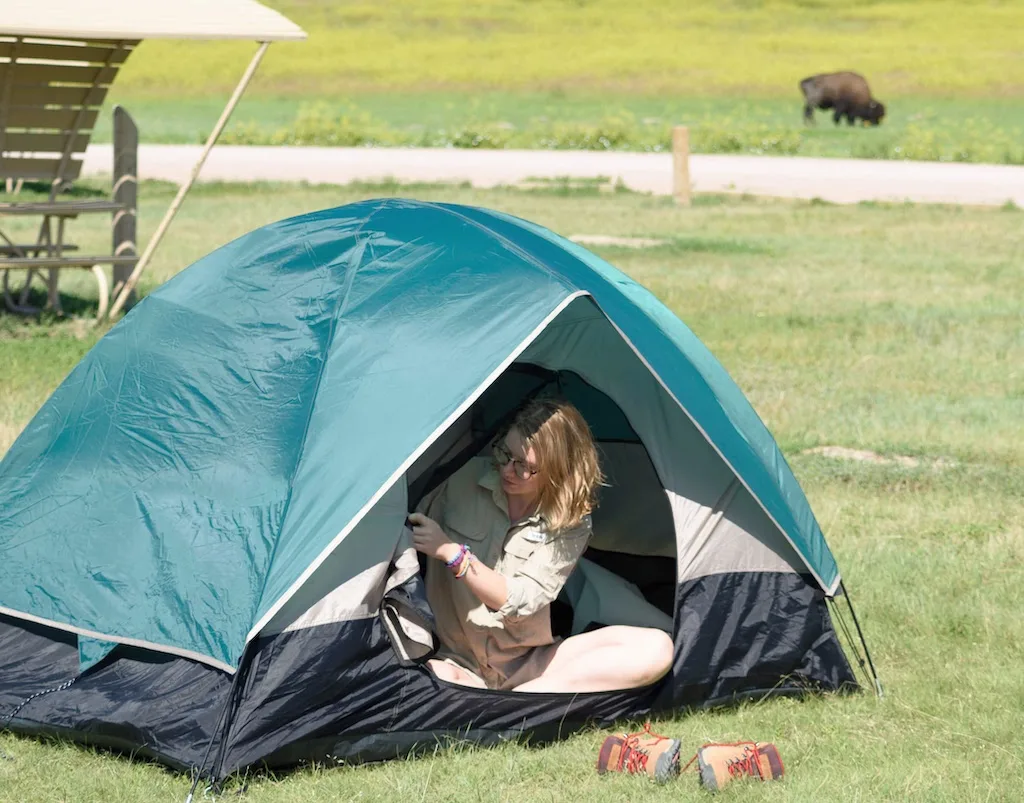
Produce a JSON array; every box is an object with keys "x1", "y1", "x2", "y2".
[
  {"x1": 449, "y1": 548, "x2": 469, "y2": 577},
  {"x1": 454, "y1": 550, "x2": 473, "y2": 579},
  {"x1": 445, "y1": 544, "x2": 468, "y2": 568}
]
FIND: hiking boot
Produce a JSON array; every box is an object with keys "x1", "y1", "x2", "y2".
[
  {"x1": 696, "y1": 741, "x2": 784, "y2": 791},
  {"x1": 596, "y1": 722, "x2": 681, "y2": 783}
]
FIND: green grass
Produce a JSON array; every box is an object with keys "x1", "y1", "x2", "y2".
[
  {"x1": 2, "y1": 184, "x2": 1023, "y2": 800},
  {"x1": 80, "y1": 1, "x2": 1024, "y2": 162},
  {"x1": 114, "y1": 1, "x2": 1024, "y2": 97},
  {"x1": 92, "y1": 95, "x2": 1024, "y2": 144},
  {"x1": 90, "y1": 93, "x2": 1024, "y2": 164}
]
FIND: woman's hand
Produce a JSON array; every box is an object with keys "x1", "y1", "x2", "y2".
[
  {"x1": 407, "y1": 513, "x2": 461, "y2": 563},
  {"x1": 408, "y1": 513, "x2": 508, "y2": 610}
]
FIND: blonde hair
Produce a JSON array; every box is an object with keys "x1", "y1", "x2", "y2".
[{"x1": 509, "y1": 398, "x2": 603, "y2": 532}]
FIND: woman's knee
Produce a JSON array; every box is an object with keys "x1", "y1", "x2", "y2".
[
  {"x1": 610, "y1": 625, "x2": 673, "y2": 654},
  {"x1": 612, "y1": 626, "x2": 673, "y2": 685},
  {"x1": 648, "y1": 629, "x2": 675, "y2": 676},
  {"x1": 624, "y1": 627, "x2": 674, "y2": 681}
]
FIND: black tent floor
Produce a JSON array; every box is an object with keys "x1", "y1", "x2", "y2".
[{"x1": 1, "y1": 571, "x2": 856, "y2": 778}]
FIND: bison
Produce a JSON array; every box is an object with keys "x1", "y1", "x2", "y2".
[{"x1": 800, "y1": 71, "x2": 885, "y2": 126}]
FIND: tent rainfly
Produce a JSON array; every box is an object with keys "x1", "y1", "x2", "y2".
[
  {"x1": 0, "y1": 0, "x2": 307, "y2": 319},
  {"x1": 0, "y1": 200, "x2": 880, "y2": 788}
]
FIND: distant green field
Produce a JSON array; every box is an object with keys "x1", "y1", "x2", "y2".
[
  {"x1": 92, "y1": 92, "x2": 1024, "y2": 163},
  {"x1": 113, "y1": 1, "x2": 1024, "y2": 97},
  {"x1": 91, "y1": 1, "x2": 1024, "y2": 163}
]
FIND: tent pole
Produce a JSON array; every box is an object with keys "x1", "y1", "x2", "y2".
[
  {"x1": 183, "y1": 642, "x2": 254, "y2": 803},
  {"x1": 207, "y1": 641, "x2": 258, "y2": 793},
  {"x1": 103, "y1": 41, "x2": 271, "y2": 324},
  {"x1": 829, "y1": 597, "x2": 869, "y2": 686},
  {"x1": 840, "y1": 581, "x2": 884, "y2": 698}
]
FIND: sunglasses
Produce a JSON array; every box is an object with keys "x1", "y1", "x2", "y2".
[{"x1": 492, "y1": 441, "x2": 539, "y2": 480}]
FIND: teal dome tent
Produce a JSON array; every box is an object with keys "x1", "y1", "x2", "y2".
[{"x1": 0, "y1": 199, "x2": 864, "y2": 779}]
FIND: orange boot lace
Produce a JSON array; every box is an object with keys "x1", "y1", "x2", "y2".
[
  {"x1": 726, "y1": 743, "x2": 762, "y2": 780},
  {"x1": 621, "y1": 722, "x2": 673, "y2": 774}
]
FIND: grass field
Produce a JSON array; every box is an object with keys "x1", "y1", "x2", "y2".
[
  {"x1": 90, "y1": 93, "x2": 1024, "y2": 164},
  {"x1": 82, "y1": 1, "x2": 1024, "y2": 162},
  {"x1": 114, "y1": 1, "x2": 1024, "y2": 97},
  {"x1": 1, "y1": 183, "x2": 1022, "y2": 800}
]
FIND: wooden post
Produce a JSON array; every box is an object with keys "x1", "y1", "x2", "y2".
[
  {"x1": 672, "y1": 125, "x2": 691, "y2": 206},
  {"x1": 104, "y1": 42, "x2": 271, "y2": 323},
  {"x1": 112, "y1": 105, "x2": 138, "y2": 310}
]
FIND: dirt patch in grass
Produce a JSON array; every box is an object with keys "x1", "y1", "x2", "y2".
[
  {"x1": 802, "y1": 445, "x2": 957, "y2": 470},
  {"x1": 569, "y1": 234, "x2": 666, "y2": 248}
]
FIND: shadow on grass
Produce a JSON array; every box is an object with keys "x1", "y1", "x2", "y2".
[
  {"x1": 11, "y1": 181, "x2": 109, "y2": 200},
  {"x1": 0, "y1": 728, "x2": 184, "y2": 782},
  {"x1": 1, "y1": 288, "x2": 104, "y2": 337}
]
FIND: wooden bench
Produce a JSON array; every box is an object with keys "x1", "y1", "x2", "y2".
[
  {"x1": 0, "y1": 243, "x2": 79, "y2": 255},
  {"x1": 1, "y1": 255, "x2": 138, "y2": 320},
  {"x1": 1, "y1": 36, "x2": 139, "y2": 320}
]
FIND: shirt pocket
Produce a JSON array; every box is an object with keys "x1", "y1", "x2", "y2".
[
  {"x1": 442, "y1": 497, "x2": 491, "y2": 544},
  {"x1": 500, "y1": 533, "x2": 541, "y2": 575}
]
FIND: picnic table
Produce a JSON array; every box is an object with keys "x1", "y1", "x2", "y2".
[
  {"x1": 1, "y1": 33, "x2": 139, "y2": 320},
  {"x1": 0, "y1": 198, "x2": 137, "y2": 319},
  {"x1": 2, "y1": 2, "x2": 305, "y2": 323}
]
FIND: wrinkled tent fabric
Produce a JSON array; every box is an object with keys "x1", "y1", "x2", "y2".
[
  {"x1": 0, "y1": 199, "x2": 842, "y2": 675},
  {"x1": 0, "y1": 200, "x2": 856, "y2": 776}
]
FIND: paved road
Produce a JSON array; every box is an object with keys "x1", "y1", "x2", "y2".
[{"x1": 82, "y1": 144, "x2": 1024, "y2": 207}]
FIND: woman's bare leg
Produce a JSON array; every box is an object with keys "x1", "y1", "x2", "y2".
[
  {"x1": 513, "y1": 626, "x2": 673, "y2": 693},
  {"x1": 428, "y1": 658, "x2": 488, "y2": 689}
]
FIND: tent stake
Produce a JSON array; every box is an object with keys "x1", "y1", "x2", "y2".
[
  {"x1": 184, "y1": 643, "x2": 254, "y2": 803},
  {"x1": 104, "y1": 41, "x2": 271, "y2": 324},
  {"x1": 840, "y1": 581, "x2": 883, "y2": 698}
]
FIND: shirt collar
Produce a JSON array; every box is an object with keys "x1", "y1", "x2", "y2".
[{"x1": 478, "y1": 462, "x2": 545, "y2": 527}]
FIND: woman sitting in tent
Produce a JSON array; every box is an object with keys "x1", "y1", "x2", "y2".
[{"x1": 408, "y1": 398, "x2": 674, "y2": 692}]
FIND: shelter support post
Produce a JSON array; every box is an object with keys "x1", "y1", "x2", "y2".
[
  {"x1": 104, "y1": 41, "x2": 272, "y2": 323},
  {"x1": 672, "y1": 125, "x2": 691, "y2": 206},
  {"x1": 111, "y1": 105, "x2": 138, "y2": 310}
]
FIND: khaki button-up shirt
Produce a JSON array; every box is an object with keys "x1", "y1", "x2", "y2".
[{"x1": 418, "y1": 457, "x2": 592, "y2": 689}]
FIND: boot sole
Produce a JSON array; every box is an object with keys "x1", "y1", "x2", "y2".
[{"x1": 654, "y1": 739, "x2": 682, "y2": 783}]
